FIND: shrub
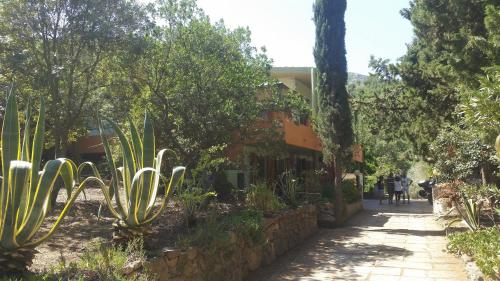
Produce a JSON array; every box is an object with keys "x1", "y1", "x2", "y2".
[
  {"x1": 450, "y1": 183, "x2": 499, "y2": 227},
  {"x1": 177, "y1": 185, "x2": 216, "y2": 226},
  {"x1": 430, "y1": 125, "x2": 497, "y2": 181},
  {"x1": 447, "y1": 228, "x2": 500, "y2": 279},
  {"x1": 342, "y1": 180, "x2": 361, "y2": 204},
  {"x1": 245, "y1": 183, "x2": 285, "y2": 214},
  {"x1": 58, "y1": 238, "x2": 151, "y2": 281},
  {"x1": 223, "y1": 211, "x2": 265, "y2": 247},
  {"x1": 177, "y1": 210, "x2": 265, "y2": 252},
  {"x1": 303, "y1": 169, "x2": 326, "y2": 193}
]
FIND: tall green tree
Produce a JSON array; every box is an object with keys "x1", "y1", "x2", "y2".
[
  {"x1": 108, "y1": 0, "x2": 285, "y2": 168},
  {"x1": 313, "y1": 0, "x2": 354, "y2": 223},
  {"x1": 0, "y1": 0, "x2": 146, "y2": 156},
  {"x1": 396, "y1": 0, "x2": 499, "y2": 155}
]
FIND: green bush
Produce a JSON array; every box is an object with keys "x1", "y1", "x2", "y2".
[
  {"x1": 177, "y1": 214, "x2": 230, "y2": 254},
  {"x1": 430, "y1": 125, "x2": 497, "y2": 181},
  {"x1": 447, "y1": 228, "x2": 500, "y2": 279},
  {"x1": 223, "y1": 211, "x2": 265, "y2": 247},
  {"x1": 177, "y1": 210, "x2": 265, "y2": 252},
  {"x1": 342, "y1": 180, "x2": 361, "y2": 204},
  {"x1": 177, "y1": 185, "x2": 216, "y2": 226},
  {"x1": 320, "y1": 183, "x2": 335, "y2": 201},
  {"x1": 245, "y1": 183, "x2": 285, "y2": 214},
  {"x1": 320, "y1": 180, "x2": 361, "y2": 204}
]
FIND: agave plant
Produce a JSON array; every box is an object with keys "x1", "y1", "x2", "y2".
[
  {"x1": 0, "y1": 90, "x2": 91, "y2": 275},
  {"x1": 279, "y1": 170, "x2": 299, "y2": 207},
  {"x1": 93, "y1": 113, "x2": 185, "y2": 242},
  {"x1": 447, "y1": 192, "x2": 483, "y2": 231}
]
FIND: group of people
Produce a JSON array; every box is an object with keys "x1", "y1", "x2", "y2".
[{"x1": 375, "y1": 172, "x2": 412, "y2": 205}]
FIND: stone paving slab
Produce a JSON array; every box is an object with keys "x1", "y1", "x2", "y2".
[{"x1": 247, "y1": 200, "x2": 467, "y2": 281}]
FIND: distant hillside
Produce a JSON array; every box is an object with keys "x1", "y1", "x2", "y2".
[{"x1": 348, "y1": 72, "x2": 368, "y2": 85}]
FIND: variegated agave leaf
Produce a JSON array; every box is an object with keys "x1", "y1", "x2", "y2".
[
  {"x1": 95, "y1": 112, "x2": 185, "y2": 230},
  {"x1": 0, "y1": 89, "x2": 100, "y2": 259}
]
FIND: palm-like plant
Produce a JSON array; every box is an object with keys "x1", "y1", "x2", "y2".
[
  {"x1": 0, "y1": 90, "x2": 89, "y2": 274},
  {"x1": 94, "y1": 113, "x2": 185, "y2": 242}
]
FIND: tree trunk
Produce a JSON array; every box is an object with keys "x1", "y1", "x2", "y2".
[
  {"x1": 54, "y1": 131, "x2": 68, "y2": 158},
  {"x1": 333, "y1": 157, "x2": 344, "y2": 226}
]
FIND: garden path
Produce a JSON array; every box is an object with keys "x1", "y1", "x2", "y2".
[{"x1": 247, "y1": 199, "x2": 468, "y2": 281}]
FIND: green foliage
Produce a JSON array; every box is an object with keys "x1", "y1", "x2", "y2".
[
  {"x1": 15, "y1": 238, "x2": 153, "y2": 281},
  {"x1": 302, "y1": 169, "x2": 326, "y2": 194},
  {"x1": 341, "y1": 181, "x2": 361, "y2": 204},
  {"x1": 0, "y1": 0, "x2": 146, "y2": 155},
  {"x1": 430, "y1": 125, "x2": 497, "y2": 181},
  {"x1": 190, "y1": 145, "x2": 234, "y2": 200},
  {"x1": 459, "y1": 66, "x2": 500, "y2": 140},
  {"x1": 458, "y1": 183, "x2": 499, "y2": 226},
  {"x1": 223, "y1": 211, "x2": 265, "y2": 247},
  {"x1": 245, "y1": 183, "x2": 284, "y2": 214},
  {"x1": 0, "y1": 90, "x2": 97, "y2": 274},
  {"x1": 321, "y1": 183, "x2": 335, "y2": 201},
  {"x1": 94, "y1": 112, "x2": 186, "y2": 232},
  {"x1": 353, "y1": 0, "x2": 499, "y2": 162},
  {"x1": 399, "y1": 0, "x2": 498, "y2": 123},
  {"x1": 447, "y1": 228, "x2": 500, "y2": 279},
  {"x1": 177, "y1": 210, "x2": 265, "y2": 252},
  {"x1": 177, "y1": 185, "x2": 216, "y2": 226},
  {"x1": 278, "y1": 171, "x2": 300, "y2": 207},
  {"x1": 177, "y1": 214, "x2": 230, "y2": 254},
  {"x1": 113, "y1": 0, "x2": 279, "y2": 168},
  {"x1": 313, "y1": 0, "x2": 353, "y2": 165},
  {"x1": 272, "y1": 90, "x2": 312, "y2": 125},
  {"x1": 449, "y1": 194, "x2": 482, "y2": 231},
  {"x1": 60, "y1": 238, "x2": 150, "y2": 281},
  {"x1": 320, "y1": 180, "x2": 360, "y2": 204}
]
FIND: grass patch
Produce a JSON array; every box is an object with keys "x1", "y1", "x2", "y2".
[
  {"x1": 1, "y1": 238, "x2": 153, "y2": 281},
  {"x1": 246, "y1": 183, "x2": 285, "y2": 214}
]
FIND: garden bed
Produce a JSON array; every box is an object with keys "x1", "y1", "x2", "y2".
[
  {"x1": 30, "y1": 187, "x2": 238, "y2": 273},
  {"x1": 28, "y1": 186, "x2": 319, "y2": 281},
  {"x1": 143, "y1": 205, "x2": 317, "y2": 281},
  {"x1": 447, "y1": 228, "x2": 500, "y2": 281}
]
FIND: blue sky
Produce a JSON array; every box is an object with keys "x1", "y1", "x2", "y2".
[{"x1": 197, "y1": 0, "x2": 414, "y2": 74}]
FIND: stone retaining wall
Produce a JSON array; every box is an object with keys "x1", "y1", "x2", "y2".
[
  {"x1": 344, "y1": 201, "x2": 363, "y2": 220},
  {"x1": 145, "y1": 205, "x2": 318, "y2": 281},
  {"x1": 317, "y1": 201, "x2": 363, "y2": 227}
]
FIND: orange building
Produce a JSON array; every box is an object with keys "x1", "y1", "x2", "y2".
[
  {"x1": 70, "y1": 67, "x2": 325, "y2": 188},
  {"x1": 224, "y1": 67, "x2": 324, "y2": 188}
]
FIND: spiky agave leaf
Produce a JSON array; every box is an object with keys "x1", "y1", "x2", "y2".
[
  {"x1": 96, "y1": 112, "x2": 186, "y2": 236},
  {"x1": 0, "y1": 88, "x2": 97, "y2": 274}
]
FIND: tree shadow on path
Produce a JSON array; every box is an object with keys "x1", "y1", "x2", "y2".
[{"x1": 246, "y1": 210, "x2": 413, "y2": 281}]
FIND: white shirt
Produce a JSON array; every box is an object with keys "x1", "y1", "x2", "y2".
[
  {"x1": 401, "y1": 177, "x2": 410, "y2": 190},
  {"x1": 394, "y1": 180, "x2": 402, "y2": 192}
]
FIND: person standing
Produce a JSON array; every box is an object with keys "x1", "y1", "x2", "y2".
[
  {"x1": 401, "y1": 173, "x2": 412, "y2": 204},
  {"x1": 386, "y1": 173, "x2": 395, "y2": 204},
  {"x1": 376, "y1": 176, "x2": 385, "y2": 204},
  {"x1": 394, "y1": 174, "x2": 402, "y2": 205}
]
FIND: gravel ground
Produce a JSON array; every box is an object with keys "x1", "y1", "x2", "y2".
[{"x1": 30, "y1": 187, "x2": 187, "y2": 272}]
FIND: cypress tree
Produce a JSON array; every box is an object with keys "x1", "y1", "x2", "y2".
[{"x1": 313, "y1": 0, "x2": 354, "y2": 224}]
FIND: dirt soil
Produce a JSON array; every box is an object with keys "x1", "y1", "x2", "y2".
[{"x1": 30, "y1": 187, "x2": 197, "y2": 272}]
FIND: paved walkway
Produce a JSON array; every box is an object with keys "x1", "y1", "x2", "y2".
[{"x1": 247, "y1": 200, "x2": 467, "y2": 281}]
